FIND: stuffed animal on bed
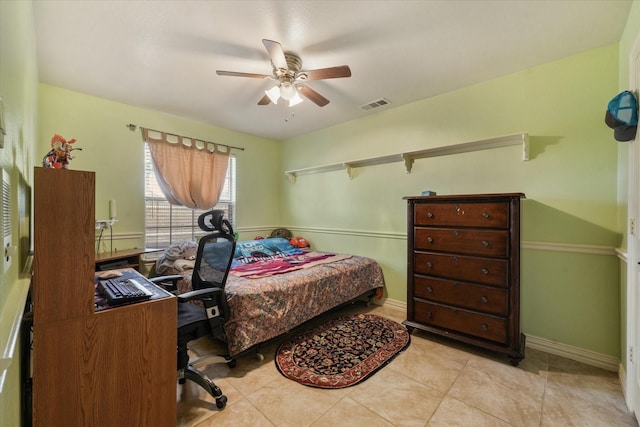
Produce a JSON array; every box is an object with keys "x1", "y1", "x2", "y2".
[{"x1": 155, "y1": 240, "x2": 198, "y2": 275}]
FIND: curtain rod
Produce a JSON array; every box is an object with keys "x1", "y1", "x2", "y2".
[{"x1": 126, "y1": 123, "x2": 245, "y2": 151}]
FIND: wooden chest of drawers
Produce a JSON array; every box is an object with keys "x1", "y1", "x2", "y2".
[{"x1": 403, "y1": 193, "x2": 525, "y2": 365}]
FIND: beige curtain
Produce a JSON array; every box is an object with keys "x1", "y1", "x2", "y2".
[{"x1": 143, "y1": 129, "x2": 230, "y2": 209}]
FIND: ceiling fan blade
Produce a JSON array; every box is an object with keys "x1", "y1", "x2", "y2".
[
  {"x1": 297, "y1": 84, "x2": 330, "y2": 107},
  {"x1": 262, "y1": 39, "x2": 288, "y2": 70},
  {"x1": 302, "y1": 65, "x2": 352, "y2": 80},
  {"x1": 216, "y1": 70, "x2": 271, "y2": 79},
  {"x1": 257, "y1": 94, "x2": 272, "y2": 105}
]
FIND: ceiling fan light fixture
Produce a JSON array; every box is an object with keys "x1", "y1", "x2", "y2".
[
  {"x1": 279, "y1": 82, "x2": 297, "y2": 100},
  {"x1": 265, "y1": 85, "x2": 280, "y2": 104},
  {"x1": 288, "y1": 90, "x2": 304, "y2": 107},
  {"x1": 218, "y1": 39, "x2": 351, "y2": 108}
]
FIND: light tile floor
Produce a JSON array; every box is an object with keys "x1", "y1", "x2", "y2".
[{"x1": 177, "y1": 303, "x2": 638, "y2": 427}]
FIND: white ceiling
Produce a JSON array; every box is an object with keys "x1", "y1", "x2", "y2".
[{"x1": 33, "y1": 0, "x2": 632, "y2": 141}]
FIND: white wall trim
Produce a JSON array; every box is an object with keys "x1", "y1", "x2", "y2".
[
  {"x1": 162, "y1": 224, "x2": 622, "y2": 257},
  {"x1": 522, "y1": 241, "x2": 618, "y2": 256},
  {"x1": 380, "y1": 298, "x2": 619, "y2": 371},
  {"x1": 236, "y1": 225, "x2": 281, "y2": 235},
  {"x1": 280, "y1": 225, "x2": 622, "y2": 256},
  {"x1": 526, "y1": 335, "x2": 619, "y2": 372},
  {"x1": 617, "y1": 247, "x2": 628, "y2": 262},
  {"x1": 100, "y1": 227, "x2": 625, "y2": 262},
  {"x1": 94, "y1": 232, "x2": 143, "y2": 242},
  {"x1": 378, "y1": 297, "x2": 407, "y2": 311},
  {"x1": 0, "y1": 278, "x2": 31, "y2": 394},
  {"x1": 621, "y1": 362, "x2": 628, "y2": 402},
  {"x1": 287, "y1": 226, "x2": 406, "y2": 240}
]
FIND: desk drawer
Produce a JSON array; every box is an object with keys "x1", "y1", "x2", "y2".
[
  {"x1": 414, "y1": 276, "x2": 507, "y2": 315},
  {"x1": 414, "y1": 252, "x2": 508, "y2": 286},
  {"x1": 413, "y1": 300, "x2": 507, "y2": 344},
  {"x1": 414, "y1": 202, "x2": 509, "y2": 228},
  {"x1": 414, "y1": 227, "x2": 508, "y2": 257}
]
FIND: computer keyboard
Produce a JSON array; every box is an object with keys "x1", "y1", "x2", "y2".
[{"x1": 98, "y1": 277, "x2": 153, "y2": 306}]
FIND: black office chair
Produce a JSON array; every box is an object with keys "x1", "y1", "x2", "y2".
[{"x1": 151, "y1": 210, "x2": 236, "y2": 409}]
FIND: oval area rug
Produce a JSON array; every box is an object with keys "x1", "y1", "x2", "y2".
[{"x1": 275, "y1": 313, "x2": 410, "y2": 389}]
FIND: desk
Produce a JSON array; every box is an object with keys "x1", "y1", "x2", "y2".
[
  {"x1": 33, "y1": 168, "x2": 177, "y2": 427},
  {"x1": 94, "y1": 268, "x2": 174, "y2": 311},
  {"x1": 95, "y1": 248, "x2": 160, "y2": 272}
]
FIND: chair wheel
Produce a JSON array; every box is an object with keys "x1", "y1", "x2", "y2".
[
  {"x1": 256, "y1": 352, "x2": 264, "y2": 361},
  {"x1": 216, "y1": 395, "x2": 227, "y2": 409},
  {"x1": 227, "y1": 359, "x2": 237, "y2": 368}
]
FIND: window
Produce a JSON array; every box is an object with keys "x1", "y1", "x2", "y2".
[{"x1": 144, "y1": 144, "x2": 236, "y2": 248}]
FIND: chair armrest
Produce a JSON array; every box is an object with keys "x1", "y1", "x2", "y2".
[
  {"x1": 149, "y1": 274, "x2": 183, "y2": 283},
  {"x1": 178, "y1": 287, "x2": 223, "y2": 303},
  {"x1": 149, "y1": 274, "x2": 183, "y2": 293}
]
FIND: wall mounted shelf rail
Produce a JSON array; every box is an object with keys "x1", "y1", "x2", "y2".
[{"x1": 285, "y1": 132, "x2": 529, "y2": 183}]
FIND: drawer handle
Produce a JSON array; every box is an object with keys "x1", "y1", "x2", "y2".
[
  {"x1": 427, "y1": 237, "x2": 434, "y2": 243},
  {"x1": 482, "y1": 212, "x2": 490, "y2": 219},
  {"x1": 481, "y1": 268, "x2": 489, "y2": 275},
  {"x1": 426, "y1": 286, "x2": 433, "y2": 293},
  {"x1": 481, "y1": 240, "x2": 489, "y2": 247},
  {"x1": 427, "y1": 261, "x2": 433, "y2": 268},
  {"x1": 453, "y1": 230, "x2": 459, "y2": 237},
  {"x1": 427, "y1": 212, "x2": 434, "y2": 218},
  {"x1": 427, "y1": 311, "x2": 433, "y2": 319},
  {"x1": 453, "y1": 282, "x2": 459, "y2": 288},
  {"x1": 453, "y1": 256, "x2": 459, "y2": 262},
  {"x1": 481, "y1": 323, "x2": 488, "y2": 331},
  {"x1": 481, "y1": 296, "x2": 488, "y2": 303}
]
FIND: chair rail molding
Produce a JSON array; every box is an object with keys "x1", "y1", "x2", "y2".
[
  {"x1": 0, "y1": 278, "x2": 31, "y2": 393},
  {"x1": 285, "y1": 132, "x2": 529, "y2": 183}
]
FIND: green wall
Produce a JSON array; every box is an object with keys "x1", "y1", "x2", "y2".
[
  {"x1": 38, "y1": 84, "x2": 284, "y2": 249},
  {"x1": 0, "y1": 1, "x2": 39, "y2": 426},
  {"x1": 281, "y1": 44, "x2": 622, "y2": 358}
]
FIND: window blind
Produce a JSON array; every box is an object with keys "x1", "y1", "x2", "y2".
[{"x1": 144, "y1": 145, "x2": 236, "y2": 248}]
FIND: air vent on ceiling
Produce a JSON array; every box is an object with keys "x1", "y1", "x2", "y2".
[{"x1": 361, "y1": 98, "x2": 391, "y2": 111}]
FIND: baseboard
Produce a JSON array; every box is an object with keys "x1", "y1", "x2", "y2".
[
  {"x1": 380, "y1": 299, "x2": 619, "y2": 372},
  {"x1": 378, "y1": 297, "x2": 406, "y2": 311},
  {"x1": 515, "y1": 335, "x2": 619, "y2": 372},
  {"x1": 620, "y1": 362, "x2": 628, "y2": 401}
]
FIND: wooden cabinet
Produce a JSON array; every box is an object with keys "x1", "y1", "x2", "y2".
[
  {"x1": 32, "y1": 168, "x2": 176, "y2": 426},
  {"x1": 403, "y1": 193, "x2": 525, "y2": 365}
]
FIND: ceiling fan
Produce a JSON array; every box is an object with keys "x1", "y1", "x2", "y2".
[{"x1": 216, "y1": 39, "x2": 351, "y2": 107}]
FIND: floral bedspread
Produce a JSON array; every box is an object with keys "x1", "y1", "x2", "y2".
[{"x1": 177, "y1": 254, "x2": 385, "y2": 356}]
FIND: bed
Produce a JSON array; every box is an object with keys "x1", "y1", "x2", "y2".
[{"x1": 157, "y1": 237, "x2": 385, "y2": 357}]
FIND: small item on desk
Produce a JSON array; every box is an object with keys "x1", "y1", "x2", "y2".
[
  {"x1": 109, "y1": 199, "x2": 117, "y2": 219},
  {"x1": 421, "y1": 190, "x2": 437, "y2": 196},
  {"x1": 98, "y1": 270, "x2": 122, "y2": 279}
]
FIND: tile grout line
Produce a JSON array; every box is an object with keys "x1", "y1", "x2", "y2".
[
  {"x1": 423, "y1": 353, "x2": 471, "y2": 425},
  {"x1": 438, "y1": 355, "x2": 520, "y2": 426}
]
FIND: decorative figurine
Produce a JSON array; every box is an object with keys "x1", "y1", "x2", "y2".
[{"x1": 42, "y1": 133, "x2": 82, "y2": 169}]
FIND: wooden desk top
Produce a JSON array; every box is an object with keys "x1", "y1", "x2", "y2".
[
  {"x1": 94, "y1": 268, "x2": 174, "y2": 312},
  {"x1": 95, "y1": 247, "x2": 160, "y2": 263}
]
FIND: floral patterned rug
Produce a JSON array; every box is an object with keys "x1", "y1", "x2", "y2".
[{"x1": 275, "y1": 313, "x2": 410, "y2": 389}]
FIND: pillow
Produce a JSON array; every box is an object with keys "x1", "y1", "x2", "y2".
[
  {"x1": 233, "y1": 237, "x2": 303, "y2": 265},
  {"x1": 155, "y1": 240, "x2": 198, "y2": 275}
]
